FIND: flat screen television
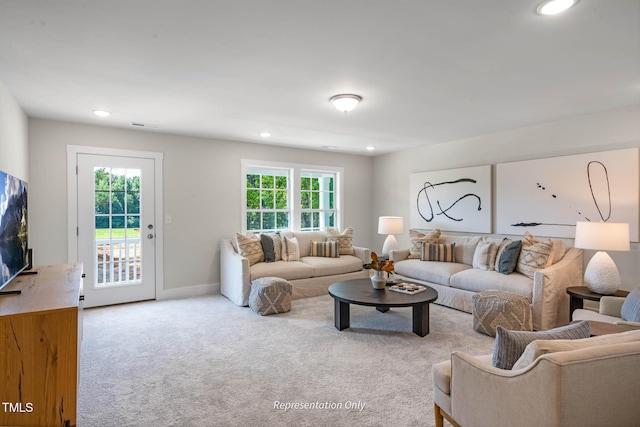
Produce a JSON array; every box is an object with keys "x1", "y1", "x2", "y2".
[{"x1": 0, "y1": 168, "x2": 28, "y2": 291}]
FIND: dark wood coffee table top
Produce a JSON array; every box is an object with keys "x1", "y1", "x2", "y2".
[
  {"x1": 587, "y1": 320, "x2": 639, "y2": 336},
  {"x1": 328, "y1": 278, "x2": 438, "y2": 307}
]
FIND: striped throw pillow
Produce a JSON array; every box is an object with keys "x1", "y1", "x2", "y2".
[
  {"x1": 310, "y1": 241, "x2": 340, "y2": 258},
  {"x1": 421, "y1": 243, "x2": 456, "y2": 262},
  {"x1": 472, "y1": 240, "x2": 497, "y2": 270}
]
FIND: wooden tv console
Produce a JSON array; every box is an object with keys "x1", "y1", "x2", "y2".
[{"x1": 0, "y1": 264, "x2": 83, "y2": 427}]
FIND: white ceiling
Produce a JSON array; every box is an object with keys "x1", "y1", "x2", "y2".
[{"x1": 0, "y1": 0, "x2": 638, "y2": 156}]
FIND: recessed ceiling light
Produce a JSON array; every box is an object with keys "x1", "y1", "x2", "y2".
[
  {"x1": 93, "y1": 110, "x2": 111, "y2": 117},
  {"x1": 536, "y1": 0, "x2": 578, "y2": 16},
  {"x1": 366, "y1": 146, "x2": 376, "y2": 151},
  {"x1": 329, "y1": 94, "x2": 362, "y2": 113},
  {"x1": 260, "y1": 132, "x2": 271, "y2": 138}
]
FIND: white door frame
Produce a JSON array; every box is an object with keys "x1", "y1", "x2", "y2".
[{"x1": 67, "y1": 145, "x2": 164, "y2": 300}]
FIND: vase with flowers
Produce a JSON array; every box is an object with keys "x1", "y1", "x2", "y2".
[{"x1": 363, "y1": 252, "x2": 394, "y2": 289}]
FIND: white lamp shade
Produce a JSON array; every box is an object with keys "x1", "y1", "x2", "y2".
[
  {"x1": 574, "y1": 222, "x2": 630, "y2": 251},
  {"x1": 378, "y1": 216, "x2": 403, "y2": 235}
]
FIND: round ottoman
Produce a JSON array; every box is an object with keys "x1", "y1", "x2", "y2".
[
  {"x1": 472, "y1": 290, "x2": 532, "y2": 336},
  {"x1": 249, "y1": 277, "x2": 292, "y2": 316}
]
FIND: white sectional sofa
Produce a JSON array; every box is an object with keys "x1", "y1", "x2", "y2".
[
  {"x1": 391, "y1": 234, "x2": 583, "y2": 330},
  {"x1": 220, "y1": 230, "x2": 370, "y2": 306}
]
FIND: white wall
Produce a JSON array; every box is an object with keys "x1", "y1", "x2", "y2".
[
  {"x1": 0, "y1": 81, "x2": 28, "y2": 180},
  {"x1": 372, "y1": 105, "x2": 640, "y2": 291},
  {"x1": 28, "y1": 119, "x2": 373, "y2": 292}
]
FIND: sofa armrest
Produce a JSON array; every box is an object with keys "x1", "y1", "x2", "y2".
[
  {"x1": 614, "y1": 320, "x2": 640, "y2": 328},
  {"x1": 600, "y1": 296, "x2": 626, "y2": 317},
  {"x1": 353, "y1": 246, "x2": 371, "y2": 264},
  {"x1": 531, "y1": 247, "x2": 584, "y2": 330},
  {"x1": 390, "y1": 248, "x2": 410, "y2": 262},
  {"x1": 220, "y1": 239, "x2": 251, "y2": 306}
]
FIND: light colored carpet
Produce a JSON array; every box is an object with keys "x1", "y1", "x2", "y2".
[{"x1": 79, "y1": 294, "x2": 495, "y2": 426}]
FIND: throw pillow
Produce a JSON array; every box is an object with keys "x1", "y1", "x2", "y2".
[
  {"x1": 512, "y1": 330, "x2": 640, "y2": 370},
  {"x1": 521, "y1": 231, "x2": 540, "y2": 247},
  {"x1": 326, "y1": 226, "x2": 355, "y2": 255},
  {"x1": 282, "y1": 236, "x2": 300, "y2": 262},
  {"x1": 492, "y1": 321, "x2": 590, "y2": 370},
  {"x1": 409, "y1": 229, "x2": 440, "y2": 259},
  {"x1": 494, "y1": 238, "x2": 513, "y2": 271},
  {"x1": 497, "y1": 240, "x2": 522, "y2": 275},
  {"x1": 260, "y1": 232, "x2": 282, "y2": 263},
  {"x1": 421, "y1": 243, "x2": 456, "y2": 262},
  {"x1": 235, "y1": 232, "x2": 265, "y2": 266},
  {"x1": 516, "y1": 239, "x2": 553, "y2": 279},
  {"x1": 621, "y1": 287, "x2": 640, "y2": 322},
  {"x1": 310, "y1": 240, "x2": 340, "y2": 258},
  {"x1": 472, "y1": 240, "x2": 497, "y2": 270}
]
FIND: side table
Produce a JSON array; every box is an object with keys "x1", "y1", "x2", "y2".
[{"x1": 566, "y1": 286, "x2": 629, "y2": 320}]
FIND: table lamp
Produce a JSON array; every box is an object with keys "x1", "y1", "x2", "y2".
[
  {"x1": 378, "y1": 216, "x2": 403, "y2": 257},
  {"x1": 574, "y1": 221, "x2": 630, "y2": 294}
]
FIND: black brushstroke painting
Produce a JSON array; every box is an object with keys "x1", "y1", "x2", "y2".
[{"x1": 416, "y1": 178, "x2": 482, "y2": 223}]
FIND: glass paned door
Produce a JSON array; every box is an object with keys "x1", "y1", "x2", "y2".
[{"x1": 77, "y1": 154, "x2": 156, "y2": 308}]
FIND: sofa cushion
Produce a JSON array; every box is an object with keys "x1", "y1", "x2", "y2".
[
  {"x1": 421, "y1": 243, "x2": 456, "y2": 262},
  {"x1": 621, "y1": 287, "x2": 640, "y2": 322},
  {"x1": 409, "y1": 229, "x2": 440, "y2": 259},
  {"x1": 310, "y1": 241, "x2": 339, "y2": 258},
  {"x1": 326, "y1": 226, "x2": 355, "y2": 255},
  {"x1": 516, "y1": 239, "x2": 553, "y2": 279},
  {"x1": 439, "y1": 235, "x2": 482, "y2": 265},
  {"x1": 282, "y1": 236, "x2": 300, "y2": 262},
  {"x1": 236, "y1": 232, "x2": 264, "y2": 266},
  {"x1": 450, "y1": 269, "x2": 532, "y2": 298},
  {"x1": 300, "y1": 255, "x2": 363, "y2": 277},
  {"x1": 472, "y1": 240, "x2": 497, "y2": 271},
  {"x1": 492, "y1": 321, "x2": 591, "y2": 369},
  {"x1": 498, "y1": 240, "x2": 522, "y2": 274},
  {"x1": 394, "y1": 259, "x2": 470, "y2": 286},
  {"x1": 260, "y1": 232, "x2": 282, "y2": 262},
  {"x1": 250, "y1": 260, "x2": 313, "y2": 281},
  {"x1": 512, "y1": 329, "x2": 640, "y2": 370},
  {"x1": 293, "y1": 231, "x2": 327, "y2": 257}
]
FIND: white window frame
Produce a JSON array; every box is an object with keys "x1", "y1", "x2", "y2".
[{"x1": 241, "y1": 159, "x2": 344, "y2": 233}]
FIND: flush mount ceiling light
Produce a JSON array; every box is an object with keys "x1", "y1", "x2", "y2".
[
  {"x1": 329, "y1": 94, "x2": 362, "y2": 113},
  {"x1": 93, "y1": 110, "x2": 111, "y2": 117},
  {"x1": 536, "y1": 0, "x2": 578, "y2": 15}
]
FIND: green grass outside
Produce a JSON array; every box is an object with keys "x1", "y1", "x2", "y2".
[{"x1": 95, "y1": 228, "x2": 141, "y2": 239}]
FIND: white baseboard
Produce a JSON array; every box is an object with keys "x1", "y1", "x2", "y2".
[{"x1": 157, "y1": 282, "x2": 220, "y2": 300}]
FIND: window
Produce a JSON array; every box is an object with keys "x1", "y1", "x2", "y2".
[
  {"x1": 300, "y1": 170, "x2": 336, "y2": 231},
  {"x1": 242, "y1": 160, "x2": 343, "y2": 234}
]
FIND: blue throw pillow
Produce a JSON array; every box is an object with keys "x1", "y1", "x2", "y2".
[
  {"x1": 621, "y1": 287, "x2": 640, "y2": 322},
  {"x1": 498, "y1": 240, "x2": 522, "y2": 275}
]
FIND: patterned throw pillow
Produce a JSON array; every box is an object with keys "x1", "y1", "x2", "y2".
[
  {"x1": 497, "y1": 240, "x2": 522, "y2": 275},
  {"x1": 235, "y1": 232, "x2": 264, "y2": 266},
  {"x1": 326, "y1": 226, "x2": 355, "y2": 255},
  {"x1": 472, "y1": 240, "x2": 497, "y2": 270},
  {"x1": 409, "y1": 229, "x2": 440, "y2": 259},
  {"x1": 621, "y1": 287, "x2": 640, "y2": 322},
  {"x1": 492, "y1": 321, "x2": 591, "y2": 370},
  {"x1": 522, "y1": 231, "x2": 540, "y2": 247},
  {"x1": 310, "y1": 241, "x2": 340, "y2": 258},
  {"x1": 516, "y1": 239, "x2": 553, "y2": 279},
  {"x1": 282, "y1": 235, "x2": 300, "y2": 262},
  {"x1": 260, "y1": 232, "x2": 282, "y2": 263},
  {"x1": 421, "y1": 243, "x2": 456, "y2": 262}
]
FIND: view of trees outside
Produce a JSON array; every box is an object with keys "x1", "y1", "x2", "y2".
[
  {"x1": 94, "y1": 167, "x2": 142, "y2": 285},
  {"x1": 245, "y1": 168, "x2": 337, "y2": 233}
]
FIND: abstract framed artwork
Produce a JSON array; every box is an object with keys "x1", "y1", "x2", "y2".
[
  {"x1": 410, "y1": 165, "x2": 492, "y2": 233},
  {"x1": 496, "y1": 148, "x2": 639, "y2": 241}
]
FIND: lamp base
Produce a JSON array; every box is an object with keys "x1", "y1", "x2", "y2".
[
  {"x1": 584, "y1": 251, "x2": 621, "y2": 295},
  {"x1": 381, "y1": 235, "x2": 398, "y2": 258}
]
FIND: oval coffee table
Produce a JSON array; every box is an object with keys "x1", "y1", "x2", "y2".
[{"x1": 328, "y1": 278, "x2": 438, "y2": 337}]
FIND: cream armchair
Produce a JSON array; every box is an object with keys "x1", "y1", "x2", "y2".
[
  {"x1": 432, "y1": 330, "x2": 640, "y2": 427},
  {"x1": 573, "y1": 287, "x2": 640, "y2": 328}
]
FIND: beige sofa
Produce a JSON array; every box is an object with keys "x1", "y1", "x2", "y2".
[
  {"x1": 432, "y1": 329, "x2": 640, "y2": 427},
  {"x1": 391, "y1": 234, "x2": 583, "y2": 330},
  {"x1": 220, "y1": 230, "x2": 370, "y2": 306}
]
